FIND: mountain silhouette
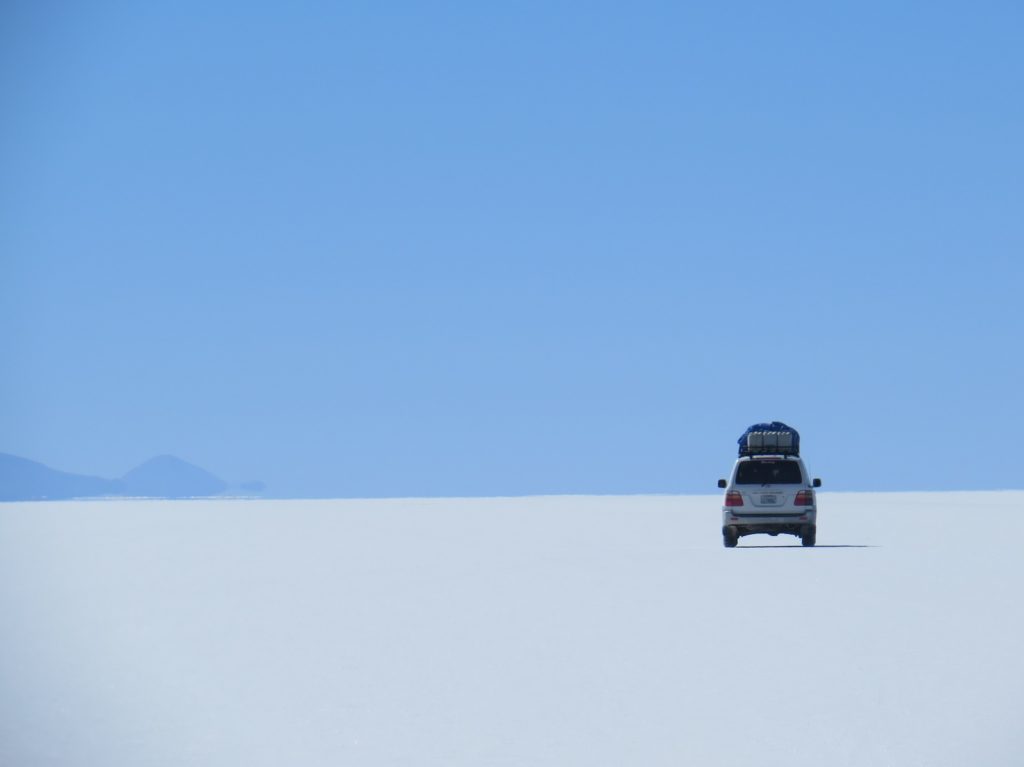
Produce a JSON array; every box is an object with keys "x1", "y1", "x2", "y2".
[
  {"x1": 120, "y1": 455, "x2": 227, "y2": 498},
  {"x1": 0, "y1": 453, "x2": 124, "y2": 501},
  {"x1": 0, "y1": 453, "x2": 232, "y2": 501}
]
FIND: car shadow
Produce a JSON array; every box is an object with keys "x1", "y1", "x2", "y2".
[{"x1": 739, "y1": 544, "x2": 877, "y2": 549}]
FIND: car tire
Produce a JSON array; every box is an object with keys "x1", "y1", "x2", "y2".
[
  {"x1": 801, "y1": 525, "x2": 816, "y2": 547},
  {"x1": 723, "y1": 527, "x2": 739, "y2": 548}
]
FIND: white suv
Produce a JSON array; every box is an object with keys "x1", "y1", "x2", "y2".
[{"x1": 718, "y1": 436, "x2": 822, "y2": 547}]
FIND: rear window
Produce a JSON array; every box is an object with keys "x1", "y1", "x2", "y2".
[{"x1": 736, "y1": 460, "x2": 803, "y2": 485}]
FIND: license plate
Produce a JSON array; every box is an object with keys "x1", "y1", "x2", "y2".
[{"x1": 761, "y1": 494, "x2": 777, "y2": 504}]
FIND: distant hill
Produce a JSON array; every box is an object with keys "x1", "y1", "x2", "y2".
[
  {"x1": 121, "y1": 455, "x2": 227, "y2": 498},
  {"x1": 0, "y1": 453, "x2": 124, "y2": 501},
  {"x1": 0, "y1": 453, "x2": 233, "y2": 501}
]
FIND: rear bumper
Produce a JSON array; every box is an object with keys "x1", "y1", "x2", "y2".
[{"x1": 722, "y1": 511, "x2": 815, "y2": 536}]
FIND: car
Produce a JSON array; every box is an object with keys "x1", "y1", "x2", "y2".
[{"x1": 718, "y1": 424, "x2": 822, "y2": 548}]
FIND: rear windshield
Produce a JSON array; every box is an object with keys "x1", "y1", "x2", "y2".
[{"x1": 736, "y1": 460, "x2": 803, "y2": 485}]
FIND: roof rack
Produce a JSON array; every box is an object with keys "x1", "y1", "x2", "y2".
[{"x1": 738, "y1": 429, "x2": 800, "y2": 457}]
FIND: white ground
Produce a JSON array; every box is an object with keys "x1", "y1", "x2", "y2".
[{"x1": 2, "y1": 492, "x2": 1022, "y2": 766}]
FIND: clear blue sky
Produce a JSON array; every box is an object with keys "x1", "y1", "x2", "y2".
[{"x1": 2, "y1": 1, "x2": 1021, "y2": 496}]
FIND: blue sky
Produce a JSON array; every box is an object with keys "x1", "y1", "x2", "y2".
[{"x1": 2, "y1": 1, "x2": 1021, "y2": 496}]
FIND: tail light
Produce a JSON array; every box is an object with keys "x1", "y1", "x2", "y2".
[
  {"x1": 725, "y1": 491, "x2": 744, "y2": 507},
  {"x1": 794, "y1": 490, "x2": 814, "y2": 506}
]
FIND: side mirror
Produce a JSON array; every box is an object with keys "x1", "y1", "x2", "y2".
[
  {"x1": 813, "y1": 478, "x2": 822, "y2": 488},
  {"x1": 717, "y1": 479, "x2": 727, "y2": 489}
]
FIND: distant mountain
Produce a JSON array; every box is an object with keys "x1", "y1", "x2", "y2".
[
  {"x1": 121, "y1": 455, "x2": 227, "y2": 498},
  {"x1": 0, "y1": 453, "x2": 124, "y2": 501},
  {"x1": 0, "y1": 453, "x2": 235, "y2": 501}
]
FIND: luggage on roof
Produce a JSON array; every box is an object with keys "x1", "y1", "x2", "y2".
[{"x1": 737, "y1": 421, "x2": 800, "y2": 456}]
